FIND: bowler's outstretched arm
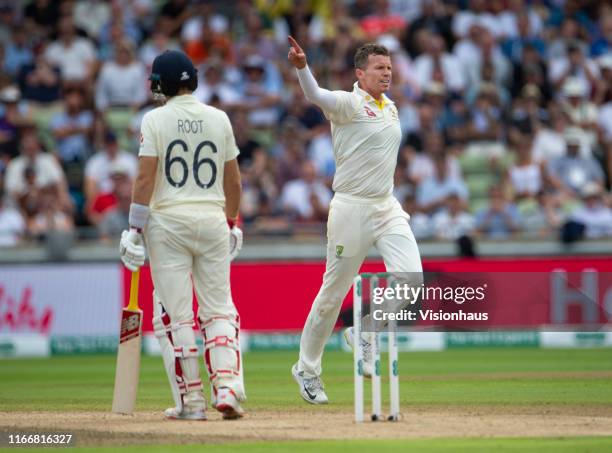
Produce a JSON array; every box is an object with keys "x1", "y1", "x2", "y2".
[{"x1": 288, "y1": 35, "x2": 338, "y2": 112}]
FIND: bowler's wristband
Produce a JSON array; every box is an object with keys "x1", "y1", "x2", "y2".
[{"x1": 129, "y1": 203, "x2": 150, "y2": 230}]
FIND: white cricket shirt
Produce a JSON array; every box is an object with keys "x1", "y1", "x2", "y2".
[
  {"x1": 325, "y1": 83, "x2": 402, "y2": 199},
  {"x1": 139, "y1": 94, "x2": 239, "y2": 211}
]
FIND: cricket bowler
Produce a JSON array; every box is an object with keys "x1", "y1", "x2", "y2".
[
  {"x1": 119, "y1": 50, "x2": 246, "y2": 420},
  {"x1": 287, "y1": 36, "x2": 423, "y2": 404}
]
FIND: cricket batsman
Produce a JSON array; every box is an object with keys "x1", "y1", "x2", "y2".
[
  {"x1": 119, "y1": 50, "x2": 246, "y2": 420},
  {"x1": 287, "y1": 36, "x2": 423, "y2": 404}
]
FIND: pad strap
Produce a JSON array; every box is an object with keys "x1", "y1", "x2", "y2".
[
  {"x1": 204, "y1": 336, "x2": 238, "y2": 351},
  {"x1": 174, "y1": 345, "x2": 199, "y2": 358},
  {"x1": 152, "y1": 313, "x2": 172, "y2": 338}
]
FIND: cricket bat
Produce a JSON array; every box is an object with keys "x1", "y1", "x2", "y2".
[{"x1": 112, "y1": 270, "x2": 142, "y2": 414}]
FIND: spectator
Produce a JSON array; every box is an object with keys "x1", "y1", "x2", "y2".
[
  {"x1": 27, "y1": 185, "x2": 74, "y2": 240},
  {"x1": 97, "y1": 20, "x2": 130, "y2": 62},
  {"x1": 231, "y1": 111, "x2": 263, "y2": 168},
  {"x1": 4, "y1": 129, "x2": 70, "y2": 212},
  {"x1": 73, "y1": 0, "x2": 111, "y2": 41},
  {"x1": 44, "y1": 16, "x2": 96, "y2": 84},
  {"x1": 547, "y1": 128, "x2": 605, "y2": 200},
  {"x1": 307, "y1": 122, "x2": 334, "y2": 183},
  {"x1": 567, "y1": 183, "x2": 612, "y2": 238},
  {"x1": 452, "y1": 0, "x2": 501, "y2": 40},
  {"x1": 465, "y1": 60, "x2": 511, "y2": 108},
  {"x1": 501, "y1": 10, "x2": 546, "y2": 64},
  {"x1": 400, "y1": 192, "x2": 431, "y2": 240},
  {"x1": 404, "y1": 0, "x2": 453, "y2": 57},
  {"x1": 139, "y1": 30, "x2": 179, "y2": 70},
  {"x1": 407, "y1": 131, "x2": 461, "y2": 186},
  {"x1": 510, "y1": 43, "x2": 551, "y2": 101},
  {"x1": 0, "y1": 85, "x2": 31, "y2": 160},
  {"x1": 23, "y1": 0, "x2": 59, "y2": 37},
  {"x1": 127, "y1": 99, "x2": 156, "y2": 151},
  {"x1": 531, "y1": 110, "x2": 576, "y2": 164},
  {"x1": 432, "y1": 192, "x2": 475, "y2": 240},
  {"x1": 97, "y1": 164, "x2": 132, "y2": 241},
  {"x1": 416, "y1": 152, "x2": 468, "y2": 214},
  {"x1": 234, "y1": 8, "x2": 278, "y2": 62},
  {"x1": 0, "y1": 187, "x2": 25, "y2": 246},
  {"x1": 460, "y1": 28, "x2": 511, "y2": 92},
  {"x1": 414, "y1": 33, "x2": 465, "y2": 93},
  {"x1": 193, "y1": 59, "x2": 240, "y2": 108},
  {"x1": 158, "y1": 0, "x2": 190, "y2": 38},
  {"x1": 520, "y1": 190, "x2": 565, "y2": 236},
  {"x1": 50, "y1": 87, "x2": 94, "y2": 163},
  {"x1": 549, "y1": 42, "x2": 599, "y2": 95},
  {"x1": 440, "y1": 92, "x2": 471, "y2": 145},
  {"x1": 590, "y1": 12, "x2": 612, "y2": 57},
  {"x1": 547, "y1": 18, "x2": 589, "y2": 60},
  {"x1": 237, "y1": 54, "x2": 282, "y2": 128},
  {"x1": 509, "y1": 84, "x2": 548, "y2": 134},
  {"x1": 475, "y1": 185, "x2": 521, "y2": 238},
  {"x1": 349, "y1": 0, "x2": 374, "y2": 19},
  {"x1": 282, "y1": 76, "x2": 326, "y2": 134},
  {"x1": 17, "y1": 50, "x2": 61, "y2": 105},
  {"x1": 597, "y1": 54, "x2": 612, "y2": 182},
  {"x1": 499, "y1": 0, "x2": 543, "y2": 41},
  {"x1": 97, "y1": 1, "x2": 143, "y2": 52},
  {"x1": 83, "y1": 131, "x2": 137, "y2": 223},
  {"x1": 95, "y1": 39, "x2": 147, "y2": 112},
  {"x1": 359, "y1": 0, "x2": 407, "y2": 38},
  {"x1": 181, "y1": 2, "x2": 232, "y2": 65},
  {"x1": 240, "y1": 148, "x2": 279, "y2": 222},
  {"x1": 393, "y1": 165, "x2": 412, "y2": 206},
  {"x1": 3, "y1": 27, "x2": 33, "y2": 77},
  {"x1": 280, "y1": 160, "x2": 331, "y2": 221},
  {"x1": 403, "y1": 102, "x2": 442, "y2": 151},
  {"x1": 377, "y1": 34, "x2": 419, "y2": 94},
  {"x1": 3, "y1": 0, "x2": 612, "y2": 241},
  {"x1": 505, "y1": 131, "x2": 544, "y2": 201},
  {"x1": 465, "y1": 83, "x2": 504, "y2": 157},
  {"x1": 560, "y1": 77, "x2": 599, "y2": 148}
]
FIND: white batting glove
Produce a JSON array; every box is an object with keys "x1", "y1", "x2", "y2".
[
  {"x1": 229, "y1": 226, "x2": 243, "y2": 261},
  {"x1": 119, "y1": 229, "x2": 146, "y2": 271}
]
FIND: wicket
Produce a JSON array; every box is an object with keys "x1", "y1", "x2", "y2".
[{"x1": 353, "y1": 272, "x2": 400, "y2": 423}]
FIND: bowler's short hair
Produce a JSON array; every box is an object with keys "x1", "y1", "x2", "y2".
[{"x1": 354, "y1": 43, "x2": 390, "y2": 69}]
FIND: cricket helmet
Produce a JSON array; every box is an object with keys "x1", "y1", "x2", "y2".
[{"x1": 149, "y1": 50, "x2": 198, "y2": 97}]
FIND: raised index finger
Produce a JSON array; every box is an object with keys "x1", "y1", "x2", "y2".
[{"x1": 288, "y1": 35, "x2": 303, "y2": 52}]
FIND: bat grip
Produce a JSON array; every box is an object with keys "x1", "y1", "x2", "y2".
[{"x1": 127, "y1": 270, "x2": 140, "y2": 311}]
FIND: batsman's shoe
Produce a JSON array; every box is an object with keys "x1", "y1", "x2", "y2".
[
  {"x1": 215, "y1": 387, "x2": 245, "y2": 420},
  {"x1": 343, "y1": 327, "x2": 374, "y2": 378},
  {"x1": 291, "y1": 363, "x2": 328, "y2": 404},
  {"x1": 164, "y1": 392, "x2": 208, "y2": 421},
  {"x1": 164, "y1": 405, "x2": 207, "y2": 421}
]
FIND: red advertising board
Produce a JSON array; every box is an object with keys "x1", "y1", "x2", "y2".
[{"x1": 122, "y1": 257, "x2": 612, "y2": 332}]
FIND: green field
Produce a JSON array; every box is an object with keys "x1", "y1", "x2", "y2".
[{"x1": 1, "y1": 348, "x2": 612, "y2": 451}]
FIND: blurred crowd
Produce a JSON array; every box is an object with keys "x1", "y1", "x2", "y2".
[{"x1": 1, "y1": 0, "x2": 612, "y2": 248}]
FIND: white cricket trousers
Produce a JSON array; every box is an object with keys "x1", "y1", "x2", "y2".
[
  {"x1": 145, "y1": 205, "x2": 244, "y2": 397},
  {"x1": 145, "y1": 206, "x2": 237, "y2": 322},
  {"x1": 297, "y1": 193, "x2": 423, "y2": 378}
]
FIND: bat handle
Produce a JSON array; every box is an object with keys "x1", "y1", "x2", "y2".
[{"x1": 127, "y1": 270, "x2": 141, "y2": 311}]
